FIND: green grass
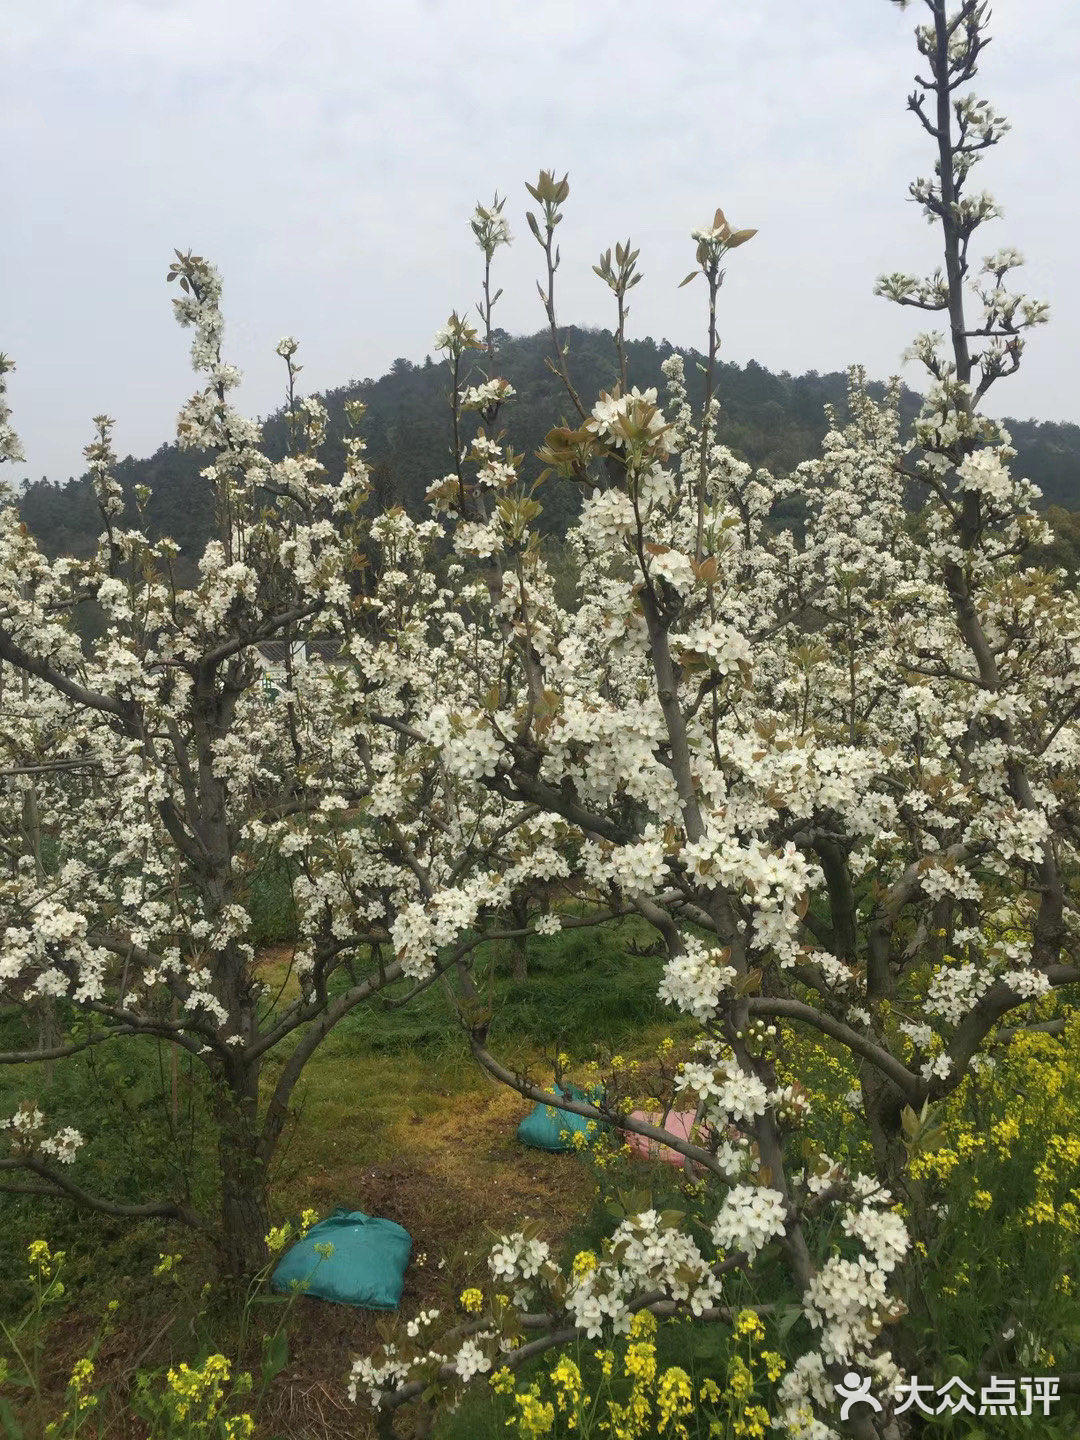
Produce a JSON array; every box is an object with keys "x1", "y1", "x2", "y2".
[
  {"x1": 322, "y1": 915, "x2": 674, "y2": 1058},
  {"x1": 0, "y1": 913, "x2": 673, "y2": 1317},
  {"x1": 246, "y1": 855, "x2": 300, "y2": 945}
]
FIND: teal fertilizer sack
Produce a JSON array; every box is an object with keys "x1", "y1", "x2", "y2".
[
  {"x1": 516, "y1": 1081, "x2": 602, "y2": 1153},
  {"x1": 270, "y1": 1209, "x2": 411, "y2": 1309}
]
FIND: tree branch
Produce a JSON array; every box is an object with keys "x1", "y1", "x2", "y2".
[{"x1": 0, "y1": 1156, "x2": 212, "y2": 1235}]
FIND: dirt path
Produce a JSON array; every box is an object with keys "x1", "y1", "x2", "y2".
[{"x1": 267, "y1": 1075, "x2": 597, "y2": 1439}]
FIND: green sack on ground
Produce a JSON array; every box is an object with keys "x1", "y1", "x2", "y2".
[
  {"x1": 270, "y1": 1209, "x2": 411, "y2": 1310},
  {"x1": 516, "y1": 1080, "x2": 603, "y2": 1153}
]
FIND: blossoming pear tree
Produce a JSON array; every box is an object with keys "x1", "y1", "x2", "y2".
[
  {"x1": 0, "y1": 258, "x2": 583, "y2": 1276},
  {"x1": 350, "y1": 3, "x2": 1079, "y2": 1436},
  {"x1": 1, "y1": 0, "x2": 1076, "y2": 1428}
]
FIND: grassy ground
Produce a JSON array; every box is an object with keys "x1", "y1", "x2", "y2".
[
  {"x1": 0, "y1": 918, "x2": 687, "y2": 1439},
  {"x1": 251, "y1": 923, "x2": 684, "y2": 1438}
]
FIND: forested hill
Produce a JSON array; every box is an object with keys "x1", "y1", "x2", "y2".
[{"x1": 16, "y1": 326, "x2": 1080, "y2": 570}]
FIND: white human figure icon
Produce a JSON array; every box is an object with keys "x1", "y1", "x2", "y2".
[{"x1": 835, "y1": 1372, "x2": 883, "y2": 1420}]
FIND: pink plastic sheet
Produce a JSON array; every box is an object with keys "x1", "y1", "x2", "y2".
[{"x1": 624, "y1": 1110, "x2": 699, "y2": 1167}]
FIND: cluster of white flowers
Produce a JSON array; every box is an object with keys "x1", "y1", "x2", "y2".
[
  {"x1": 0, "y1": 354, "x2": 25, "y2": 464},
  {"x1": 432, "y1": 313, "x2": 478, "y2": 356},
  {"x1": 956, "y1": 449, "x2": 1016, "y2": 504},
  {"x1": 773, "y1": 1351, "x2": 839, "y2": 1440},
  {"x1": 674, "y1": 1054, "x2": 768, "y2": 1126},
  {"x1": 577, "y1": 487, "x2": 637, "y2": 547},
  {"x1": 460, "y1": 378, "x2": 515, "y2": 412},
  {"x1": 918, "y1": 862, "x2": 981, "y2": 904},
  {"x1": 920, "y1": 1052, "x2": 953, "y2": 1082},
  {"x1": 711, "y1": 1184, "x2": 787, "y2": 1259},
  {"x1": 647, "y1": 545, "x2": 696, "y2": 592},
  {"x1": 674, "y1": 619, "x2": 752, "y2": 677},
  {"x1": 348, "y1": 1350, "x2": 415, "y2": 1408},
  {"x1": 405, "y1": 1308, "x2": 440, "y2": 1339},
  {"x1": 1, "y1": 1104, "x2": 44, "y2": 1136},
  {"x1": 566, "y1": 1210, "x2": 721, "y2": 1337},
  {"x1": 39, "y1": 1125, "x2": 84, "y2": 1164},
  {"x1": 488, "y1": 1232, "x2": 554, "y2": 1308},
  {"x1": 452, "y1": 1339, "x2": 492, "y2": 1382},
  {"x1": 471, "y1": 197, "x2": 512, "y2": 257},
  {"x1": 587, "y1": 387, "x2": 672, "y2": 456},
  {"x1": 1, "y1": 1105, "x2": 84, "y2": 1165},
  {"x1": 802, "y1": 1189, "x2": 909, "y2": 1365},
  {"x1": 657, "y1": 944, "x2": 736, "y2": 1021},
  {"x1": 897, "y1": 1019, "x2": 935, "y2": 1052},
  {"x1": 841, "y1": 1199, "x2": 909, "y2": 1274},
  {"x1": 453, "y1": 520, "x2": 504, "y2": 559},
  {"x1": 421, "y1": 705, "x2": 505, "y2": 781},
  {"x1": 1000, "y1": 968, "x2": 1051, "y2": 1000},
  {"x1": 926, "y1": 961, "x2": 993, "y2": 1026},
  {"x1": 581, "y1": 827, "x2": 668, "y2": 897},
  {"x1": 806, "y1": 950, "x2": 857, "y2": 994},
  {"x1": 803, "y1": 1254, "x2": 893, "y2": 1364}
]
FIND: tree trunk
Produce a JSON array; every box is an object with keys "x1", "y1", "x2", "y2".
[
  {"x1": 510, "y1": 893, "x2": 528, "y2": 981},
  {"x1": 862, "y1": 1071, "x2": 927, "y2": 1226},
  {"x1": 511, "y1": 935, "x2": 528, "y2": 983},
  {"x1": 862, "y1": 1070, "x2": 933, "y2": 1386},
  {"x1": 216, "y1": 1068, "x2": 270, "y2": 1278}
]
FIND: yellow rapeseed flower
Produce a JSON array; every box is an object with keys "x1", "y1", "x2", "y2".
[
  {"x1": 512, "y1": 1386, "x2": 555, "y2": 1438},
  {"x1": 728, "y1": 1355, "x2": 754, "y2": 1404},
  {"x1": 264, "y1": 1223, "x2": 292, "y2": 1254},
  {"x1": 734, "y1": 1309, "x2": 766, "y2": 1343},
  {"x1": 761, "y1": 1350, "x2": 786, "y2": 1382},
  {"x1": 550, "y1": 1356, "x2": 582, "y2": 1414},
  {"x1": 70, "y1": 1358, "x2": 98, "y2": 1411},
  {"x1": 656, "y1": 1367, "x2": 693, "y2": 1439},
  {"x1": 734, "y1": 1403, "x2": 770, "y2": 1438},
  {"x1": 571, "y1": 1250, "x2": 598, "y2": 1280}
]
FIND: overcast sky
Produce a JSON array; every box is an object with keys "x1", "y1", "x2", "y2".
[{"x1": 4, "y1": 0, "x2": 1078, "y2": 485}]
